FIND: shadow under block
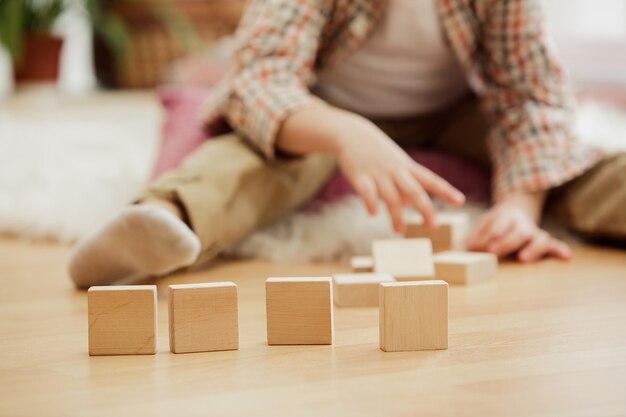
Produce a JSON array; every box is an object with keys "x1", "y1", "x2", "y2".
[
  {"x1": 351, "y1": 256, "x2": 374, "y2": 273},
  {"x1": 88, "y1": 285, "x2": 157, "y2": 356},
  {"x1": 168, "y1": 282, "x2": 239, "y2": 354},
  {"x1": 434, "y1": 251, "x2": 498, "y2": 285},
  {"x1": 404, "y1": 212, "x2": 470, "y2": 253},
  {"x1": 332, "y1": 273, "x2": 395, "y2": 307},
  {"x1": 379, "y1": 280, "x2": 448, "y2": 352},
  {"x1": 265, "y1": 277, "x2": 333, "y2": 345},
  {"x1": 373, "y1": 238, "x2": 434, "y2": 281}
]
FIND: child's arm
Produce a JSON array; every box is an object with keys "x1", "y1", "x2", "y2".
[
  {"x1": 462, "y1": 0, "x2": 600, "y2": 261},
  {"x1": 276, "y1": 101, "x2": 466, "y2": 233},
  {"x1": 214, "y1": 1, "x2": 464, "y2": 232}
]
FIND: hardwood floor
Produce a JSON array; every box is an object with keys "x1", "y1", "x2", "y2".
[{"x1": 0, "y1": 237, "x2": 625, "y2": 417}]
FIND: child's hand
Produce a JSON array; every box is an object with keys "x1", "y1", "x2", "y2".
[
  {"x1": 276, "y1": 104, "x2": 465, "y2": 232},
  {"x1": 467, "y1": 193, "x2": 572, "y2": 262},
  {"x1": 334, "y1": 114, "x2": 465, "y2": 233}
]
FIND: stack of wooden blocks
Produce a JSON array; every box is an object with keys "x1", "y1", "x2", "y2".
[
  {"x1": 87, "y1": 211, "x2": 497, "y2": 356},
  {"x1": 405, "y1": 212, "x2": 470, "y2": 252},
  {"x1": 345, "y1": 212, "x2": 497, "y2": 286},
  {"x1": 339, "y1": 212, "x2": 498, "y2": 351}
]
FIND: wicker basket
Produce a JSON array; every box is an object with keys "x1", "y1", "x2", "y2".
[{"x1": 95, "y1": 0, "x2": 245, "y2": 89}]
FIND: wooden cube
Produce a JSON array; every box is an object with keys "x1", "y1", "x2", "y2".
[
  {"x1": 372, "y1": 238, "x2": 434, "y2": 281},
  {"x1": 379, "y1": 280, "x2": 448, "y2": 352},
  {"x1": 332, "y1": 273, "x2": 395, "y2": 307},
  {"x1": 265, "y1": 277, "x2": 333, "y2": 345},
  {"x1": 168, "y1": 282, "x2": 239, "y2": 354},
  {"x1": 88, "y1": 285, "x2": 157, "y2": 356},
  {"x1": 405, "y1": 212, "x2": 470, "y2": 253},
  {"x1": 434, "y1": 251, "x2": 497, "y2": 285},
  {"x1": 351, "y1": 256, "x2": 374, "y2": 273}
]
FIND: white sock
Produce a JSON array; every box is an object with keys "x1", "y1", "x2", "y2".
[{"x1": 68, "y1": 205, "x2": 201, "y2": 288}]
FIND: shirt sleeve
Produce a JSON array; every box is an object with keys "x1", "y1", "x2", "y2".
[
  {"x1": 209, "y1": 0, "x2": 327, "y2": 159},
  {"x1": 478, "y1": 0, "x2": 603, "y2": 200}
]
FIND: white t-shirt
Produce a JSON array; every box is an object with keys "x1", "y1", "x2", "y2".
[{"x1": 314, "y1": 0, "x2": 468, "y2": 118}]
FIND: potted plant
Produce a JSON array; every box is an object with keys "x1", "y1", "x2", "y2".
[
  {"x1": 0, "y1": 0, "x2": 66, "y2": 81},
  {"x1": 86, "y1": 0, "x2": 203, "y2": 88},
  {"x1": 85, "y1": 0, "x2": 244, "y2": 89}
]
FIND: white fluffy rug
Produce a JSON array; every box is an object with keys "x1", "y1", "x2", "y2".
[
  {"x1": 0, "y1": 86, "x2": 162, "y2": 241},
  {"x1": 1, "y1": 96, "x2": 625, "y2": 262},
  {"x1": 224, "y1": 198, "x2": 489, "y2": 262}
]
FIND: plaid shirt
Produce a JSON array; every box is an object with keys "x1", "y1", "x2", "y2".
[{"x1": 205, "y1": 0, "x2": 603, "y2": 200}]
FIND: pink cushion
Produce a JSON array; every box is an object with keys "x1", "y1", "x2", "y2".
[
  {"x1": 152, "y1": 87, "x2": 213, "y2": 179},
  {"x1": 154, "y1": 87, "x2": 492, "y2": 204},
  {"x1": 306, "y1": 150, "x2": 490, "y2": 208}
]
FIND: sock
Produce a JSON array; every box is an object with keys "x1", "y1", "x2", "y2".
[{"x1": 68, "y1": 205, "x2": 201, "y2": 288}]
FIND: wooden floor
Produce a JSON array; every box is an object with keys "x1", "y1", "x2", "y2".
[{"x1": 1, "y1": 237, "x2": 625, "y2": 417}]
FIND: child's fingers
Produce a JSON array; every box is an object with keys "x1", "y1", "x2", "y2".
[
  {"x1": 377, "y1": 178, "x2": 405, "y2": 234},
  {"x1": 481, "y1": 213, "x2": 514, "y2": 245},
  {"x1": 353, "y1": 174, "x2": 378, "y2": 215},
  {"x1": 547, "y1": 238, "x2": 573, "y2": 260},
  {"x1": 467, "y1": 213, "x2": 496, "y2": 250},
  {"x1": 409, "y1": 164, "x2": 465, "y2": 207},
  {"x1": 487, "y1": 223, "x2": 534, "y2": 257},
  {"x1": 395, "y1": 172, "x2": 436, "y2": 229},
  {"x1": 518, "y1": 230, "x2": 551, "y2": 262},
  {"x1": 518, "y1": 233, "x2": 572, "y2": 262}
]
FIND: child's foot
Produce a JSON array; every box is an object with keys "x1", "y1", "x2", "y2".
[{"x1": 68, "y1": 205, "x2": 201, "y2": 288}]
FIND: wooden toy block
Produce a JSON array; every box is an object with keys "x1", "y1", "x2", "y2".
[
  {"x1": 351, "y1": 256, "x2": 374, "y2": 273},
  {"x1": 265, "y1": 277, "x2": 333, "y2": 345},
  {"x1": 379, "y1": 280, "x2": 448, "y2": 352},
  {"x1": 372, "y1": 238, "x2": 435, "y2": 281},
  {"x1": 332, "y1": 273, "x2": 395, "y2": 307},
  {"x1": 88, "y1": 285, "x2": 157, "y2": 356},
  {"x1": 405, "y1": 212, "x2": 470, "y2": 253},
  {"x1": 434, "y1": 251, "x2": 497, "y2": 285},
  {"x1": 168, "y1": 282, "x2": 239, "y2": 354}
]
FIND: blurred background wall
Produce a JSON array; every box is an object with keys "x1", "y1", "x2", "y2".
[{"x1": 543, "y1": 0, "x2": 626, "y2": 85}]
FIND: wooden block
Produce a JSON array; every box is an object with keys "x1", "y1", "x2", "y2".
[
  {"x1": 405, "y1": 212, "x2": 470, "y2": 252},
  {"x1": 379, "y1": 280, "x2": 448, "y2": 352},
  {"x1": 351, "y1": 256, "x2": 374, "y2": 273},
  {"x1": 265, "y1": 277, "x2": 333, "y2": 345},
  {"x1": 168, "y1": 282, "x2": 239, "y2": 354},
  {"x1": 332, "y1": 273, "x2": 395, "y2": 307},
  {"x1": 88, "y1": 285, "x2": 157, "y2": 356},
  {"x1": 434, "y1": 251, "x2": 497, "y2": 285},
  {"x1": 372, "y1": 238, "x2": 434, "y2": 281}
]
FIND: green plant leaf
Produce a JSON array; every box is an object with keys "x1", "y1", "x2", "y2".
[
  {"x1": 0, "y1": 0, "x2": 26, "y2": 62},
  {"x1": 97, "y1": 13, "x2": 130, "y2": 65},
  {"x1": 154, "y1": 4, "x2": 202, "y2": 53},
  {"x1": 24, "y1": 0, "x2": 65, "y2": 34}
]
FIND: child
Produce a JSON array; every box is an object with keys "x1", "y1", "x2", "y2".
[{"x1": 69, "y1": 0, "x2": 625, "y2": 288}]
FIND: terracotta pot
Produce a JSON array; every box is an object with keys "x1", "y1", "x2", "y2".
[{"x1": 15, "y1": 34, "x2": 64, "y2": 82}]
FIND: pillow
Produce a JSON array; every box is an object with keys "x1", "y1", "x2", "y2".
[
  {"x1": 306, "y1": 150, "x2": 491, "y2": 208},
  {"x1": 152, "y1": 86, "x2": 213, "y2": 179}
]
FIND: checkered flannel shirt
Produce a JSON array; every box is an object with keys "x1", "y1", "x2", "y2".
[{"x1": 204, "y1": 0, "x2": 603, "y2": 200}]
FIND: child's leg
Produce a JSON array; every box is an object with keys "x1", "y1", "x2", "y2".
[
  {"x1": 143, "y1": 133, "x2": 338, "y2": 259},
  {"x1": 69, "y1": 204, "x2": 201, "y2": 288},
  {"x1": 69, "y1": 133, "x2": 337, "y2": 287},
  {"x1": 547, "y1": 153, "x2": 626, "y2": 241}
]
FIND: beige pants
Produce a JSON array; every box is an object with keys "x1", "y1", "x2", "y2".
[{"x1": 141, "y1": 94, "x2": 626, "y2": 262}]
